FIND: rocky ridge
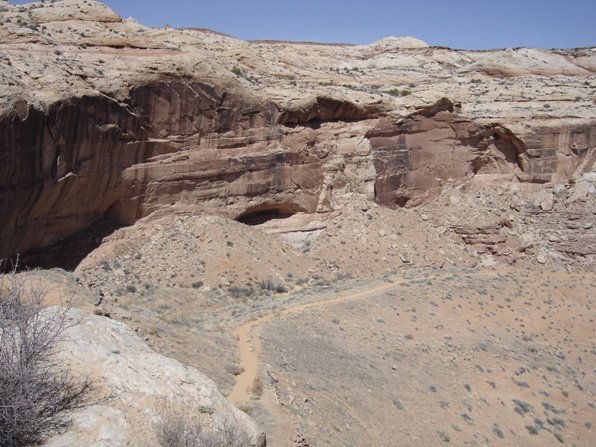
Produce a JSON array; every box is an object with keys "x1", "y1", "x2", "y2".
[{"x1": 47, "y1": 307, "x2": 265, "y2": 447}]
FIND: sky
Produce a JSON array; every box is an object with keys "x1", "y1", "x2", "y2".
[{"x1": 11, "y1": 0, "x2": 596, "y2": 50}]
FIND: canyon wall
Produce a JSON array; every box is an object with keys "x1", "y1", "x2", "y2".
[{"x1": 0, "y1": 0, "x2": 594, "y2": 260}]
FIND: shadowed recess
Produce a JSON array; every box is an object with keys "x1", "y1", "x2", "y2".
[{"x1": 236, "y1": 203, "x2": 305, "y2": 226}]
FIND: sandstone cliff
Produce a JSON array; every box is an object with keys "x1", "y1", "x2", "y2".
[{"x1": 0, "y1": 0, "x2": 594, "y2": 260}]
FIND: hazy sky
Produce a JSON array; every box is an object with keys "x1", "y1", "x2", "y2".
[{"x1": 11, "y1": 0, "x2": 596, "y2": 49}]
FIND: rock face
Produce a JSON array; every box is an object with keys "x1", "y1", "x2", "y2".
[
  {"x1": 47, "y1": 308, "x2": 265, "y2": 447},
  {"x1": 0, "y1": 0, "x2": 595, "y2": 259}
]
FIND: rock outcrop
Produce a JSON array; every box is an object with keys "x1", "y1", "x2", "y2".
[
  {"x1": 0, "y1": 0, "x2": 594, "y2": 260},
  {"x1": 47, "y1": 308, "x2": 265, "y2": 447}
]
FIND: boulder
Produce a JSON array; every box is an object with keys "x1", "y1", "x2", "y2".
[{"x1": 47, "y1": 309, "x2": 265, "y2": 447}]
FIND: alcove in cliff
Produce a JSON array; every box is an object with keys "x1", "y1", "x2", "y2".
[{"x1": 236, "y1": 203, "x2": 305, "y2": 226}]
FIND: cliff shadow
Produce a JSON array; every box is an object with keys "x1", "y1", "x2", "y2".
[
  {"x1": 235, "y1": 202, "x2": 306, "y2": 226},
  {"x1": 17, "y1": 219, "x2": 126, "y2": 272}
]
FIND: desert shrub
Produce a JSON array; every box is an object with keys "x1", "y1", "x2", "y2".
[
  {"x1": 98, "y1": 259, "x2": 111, "y2": 271},
  {"x1": 255, "y1": 280, "x2": 286, "y2": 294},
  {"x1": 161, "y1": 310, "x2": 191, "y2": 326},
  {"x1": 225, "y1": 364, "x2": 244, "y2": 376},
  {"x1": 0, "y1": 264, "x2": 92, "y2": 447},
  {"x1": 257, "y1": 279, "x2": 274, "y2": 292},
  {"x1": 231, "y1": 66, "x2": 242, "y2": 76},
  {"x1": 392, "y1": 399, "x2": 404, "y2": 410},
  {"x1": 154, "y1": 399, "x2": 250, "y2": 447},
  {"x1": 388, "y1": 88, "x2": 412, "y2": 97},
  {"x1": 492, "y1": 423, "x2": 505, "y2": 439},
  {"x1": 438, "y1": 430, "x2": 450, "y2": 442},
  {"x1": 512, "y1": 399, "x2": 533, "y2": 415},
  {"x1": 251, "y1": 378, "x2": 263, "y2": 397},
  {"x1": 229, "y1": 286, "x2": 254, "y2": 299}
]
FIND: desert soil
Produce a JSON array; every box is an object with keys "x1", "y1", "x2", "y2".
[
  {"x1": 27, "y1": 259, "x2": 596, "y2": 446},
  {"x1": 241, "y1": 267, "x2": 595, "y2": 447}
]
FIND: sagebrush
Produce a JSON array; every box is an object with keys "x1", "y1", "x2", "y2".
[
  {"x1": 0, "y1": 264, "x2": 92, "y2": 446},
  {"x1": 154, "y1": 398, "x2": 250, "y2": 447}
]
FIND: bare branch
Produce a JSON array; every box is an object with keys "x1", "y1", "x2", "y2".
[{"x1": 0, "y1": 261, "x2": 92, "y2": 447}]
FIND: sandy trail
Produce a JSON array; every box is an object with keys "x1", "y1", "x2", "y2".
[
  {"x1": 227, "y1": 267, "x2": 510, "y2": 407},
  {"x1": 227, "y1": 277, "x2": 399, "y2": 406},
  {"x1": 227, "y1": 268, "x2": 514, "y2": 447}
]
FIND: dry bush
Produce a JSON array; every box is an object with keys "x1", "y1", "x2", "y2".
[
  {"x1": 251, "y1": 378, "x2": 263, "y2": 397},
  {"x1": 0, "y1": 263, "x2": 92, "y2": 447},
  {"x1": 154, "y1": 399, "x2": 250, "y2": 447}
]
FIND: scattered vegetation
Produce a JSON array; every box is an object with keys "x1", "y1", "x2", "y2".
[
  {"x1": 251, "y1": 377, "x2": 263, "y2": 397},
  {"x1": 154, "y1": 399, "x2": 250, "y2": 447},
  {"x1": 492, "y1": 423, "x2": 505, "y2": 439},
  {"x1": 388, "y1": 88, "x2": 412, "y2": 97},
  {"x1": 229, "y1": 285, "x2": 254, "y2": 299},
  {"x1": 438, "y1": 430, "x2": 450, "y2": 442}
]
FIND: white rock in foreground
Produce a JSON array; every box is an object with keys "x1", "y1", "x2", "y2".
[{"x1": 47, "y1": 309, "x2": 265, "y2": 447}]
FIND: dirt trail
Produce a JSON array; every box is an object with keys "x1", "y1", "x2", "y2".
[
  {"x1": 227, "y1": 268, "x2": 516, "y2": 447},
  {"x1": 227, "y1": 277, "x2": 398, "y2": 406},
  {"x1": 228, "y1": 267, "x2": 509, "y2": 406}
]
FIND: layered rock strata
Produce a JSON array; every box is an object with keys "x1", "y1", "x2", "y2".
[{"x1": 0, "y1": 0, "x2": 595, "y2": 259}]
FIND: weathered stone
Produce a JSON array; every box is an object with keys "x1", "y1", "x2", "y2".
[
  {"x1": 567, "y1": 181, "x2": 591, "y2": 204},
  {"x1": 47, "y1": 309, "x2": 265, "y2": 447},
  {"x1": 481, "y1": 256, "x2": 497, "y2": 267},
  {"x1": 398, "y1": 253, "x2": 411, "y2": 264},
  {"x1": 0, "y1": 0, "x2": 594, "y2": 262},
  {"x1": 540, "y1": 194, "x2": 554, "y2": 211}
]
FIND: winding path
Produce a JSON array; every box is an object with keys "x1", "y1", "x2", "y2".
[
  {"x1": 227, "y1": 277, "x2": 400, "y2": 406},
  {"x1": 227, "y1": 266, "x2": 508, "y2": 406}
]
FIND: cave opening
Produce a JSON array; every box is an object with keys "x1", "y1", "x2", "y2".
[{"x1": 236, "y1": 203, "x2": 305, "y2": 226}]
